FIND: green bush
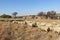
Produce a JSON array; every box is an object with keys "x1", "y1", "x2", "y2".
[{"x1": 0, "y1": 14, "x2": 12, "y2": 18}]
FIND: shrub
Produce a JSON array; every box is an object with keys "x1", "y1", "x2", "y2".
[
  {"x1": 32, "y1": 23, "x2": 37, "y2": 27},
  {"x1": 47, "y1": 27, "x2": 50, "y2": 32}
]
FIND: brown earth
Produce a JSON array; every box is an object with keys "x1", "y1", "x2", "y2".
[{"x1": 0, "y1": 22, "x2": 60, "y2": 40}]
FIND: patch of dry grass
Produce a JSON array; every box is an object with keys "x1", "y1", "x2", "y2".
[{"x1": 0, "y1": 19, "x2": 60, "y2": 40}]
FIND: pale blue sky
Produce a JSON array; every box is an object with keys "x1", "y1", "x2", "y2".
[{"x1": 0, "y1": 0, "x2": 60, "y2": 16}]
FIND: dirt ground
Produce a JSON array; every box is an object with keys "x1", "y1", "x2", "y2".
[{"x1": 0, "y1": 21, "x2": 60, "y2": 40}]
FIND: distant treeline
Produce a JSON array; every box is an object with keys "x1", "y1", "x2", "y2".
[
  {"x1": 0, "y1": 12, "x2": 18, "y2": 18},
  {"x1": 0, "y1": 11, "x2": 60, "y2": 19},
  {"x1": 37, "y1": 11, "x2": 60, "y2": 19}
]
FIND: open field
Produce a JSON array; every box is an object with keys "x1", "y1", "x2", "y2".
[{"x1": 0, "y1": 18, "x2": 60, "y2": 40}]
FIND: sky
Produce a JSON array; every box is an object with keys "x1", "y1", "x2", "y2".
[{"x1": 0, "y1": 0, "x2": 60, "y2": 16}]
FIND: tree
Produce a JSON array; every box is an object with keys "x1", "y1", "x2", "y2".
[
  {"x1": 12, "y1": 12, "x2": 18, "y2": 18},
  {"x1": 32, "y1": 15, "x2": 35, "y2": 19},
  {"x1": 37, "y1": 12, "x2": 44, "y2": 16},
  {"x1": 37, "y1": 12, "x2": 46, "y2": 16},
  {"x1": 0, "y1": 14, "x2": 12, "y2": 18},
  {"x1": 47, "y1": 11, "x2": 56, "y2": 16},
  {"x1": 47, "y1": 11, "x2": 56, "y2": 19}
]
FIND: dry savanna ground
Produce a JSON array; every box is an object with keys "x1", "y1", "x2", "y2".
[{"x1": 0, "y1": 19, "x2": 60, "y2": 40}]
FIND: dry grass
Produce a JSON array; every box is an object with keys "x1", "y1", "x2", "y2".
[{"x1": 0, "y1": 19, "x2": 60, "y2": 40}]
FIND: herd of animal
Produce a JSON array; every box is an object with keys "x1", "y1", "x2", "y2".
[{"x1": 12, "y1": 20, "x2": 60, "y2": 34}]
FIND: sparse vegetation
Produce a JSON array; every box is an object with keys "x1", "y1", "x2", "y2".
[
  {"x1": 0, "y1": 22, "x2": 60, "y2": 40},
  {"x1": 12, "y1": 12, "x2": 18, "y2": 18},
  {"x1": 0, "y1": 11, "x2": 60, "y2": 40},
  {"x1": 0, "y1": 14, "x2": 12, "y2": 18},
  {"x1": 47, "y1": 27, "x2": 50, "y2": 32}
]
